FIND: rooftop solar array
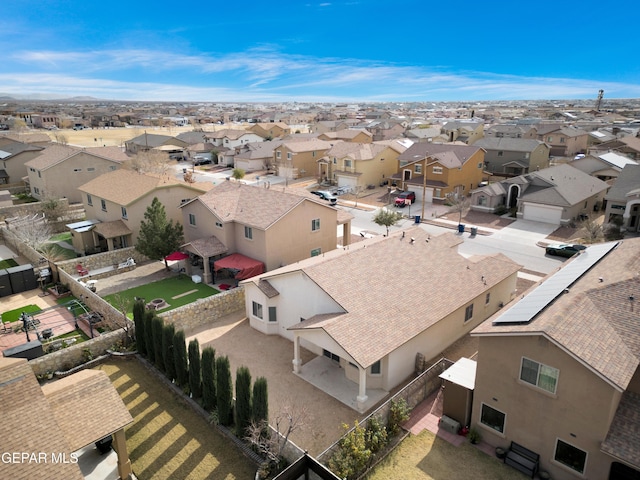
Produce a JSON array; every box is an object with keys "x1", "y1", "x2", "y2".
[{"x1": 492, "y1": 241, "x2": 620, "y2": 326}]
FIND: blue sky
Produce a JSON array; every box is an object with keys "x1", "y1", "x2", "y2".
[{"x1": 1, "y1": 0, "x2": 639, "y2": 102}]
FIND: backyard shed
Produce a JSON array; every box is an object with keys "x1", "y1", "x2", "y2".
[{"x1": 439, "y1": 357, "x2": 477, "y2": 428}]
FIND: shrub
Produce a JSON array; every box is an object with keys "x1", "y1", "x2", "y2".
[
  {"x1": 216, "y1": 355, "x2": 233, "y2": 427},
  {"x1": 162, "y1": 323, "x2": 176, "y2": 381},
  {"x1": 235, "y1": 366, "x2": 252, "y2": 437},
  {"x1": 387, "y1": 398, "x2": 411, "y2": 437},
  {"x1": 365, "y1": 415, "x2": 388, "y2": 454},
  {"x1": 152, "y1": 316, "x2": 165, "y2": 371},
  {"x1": 133, "y1": 299, "x2": 146, "y2": 355},
  {"x1": 252, "y1": 376, "x2": 268, "y2": 427},
  {"x1": 173, "y1": 330, "x2": 189, "y2": 389},
  {"x1": 143, "y1": 311, "x2": 155, "y2": 364},
  {"x1": 188, "y1": 339, "x2": 202, "y2": 399},
  {"x1": 328, "y1": 421, "x2": 371, "y2": 480},
  {"x1": 201, "y1": 347, "x2": 216, "y2": 411}
]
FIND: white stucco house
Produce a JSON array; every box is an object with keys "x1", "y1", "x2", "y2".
[{"x1": 241, "y1": 228, "x2": 521, "y2": 412}]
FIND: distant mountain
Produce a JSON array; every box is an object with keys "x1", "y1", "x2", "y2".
[{"x1": 0, "y1": 93, "x2": 102, "y2": 101}]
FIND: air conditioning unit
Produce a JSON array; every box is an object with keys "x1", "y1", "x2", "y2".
[{"x1": 439, "y1": 415, "x2": 461, "y2": 435}]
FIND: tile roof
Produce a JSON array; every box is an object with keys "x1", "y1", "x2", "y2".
[
  {"x1": 474, "y1": 138, "x2": 546, "y2": 152},
  {"x1": 78, "y1": 169, "x2": 209, "y2": 206},
  {"x1": 41, "y1": 369, "x2": 133, "y2": 451},
  {"x1": 182, "y1": 235, "x2": 228, "y2": 257},
  {"x1": 125, "y1": 133, "x2": 174, "y2": 147},
  {"x1": 326, "y1": 142, "x2": 387, "y2": 161},
  {"x1": 92, "y1": 219, "x2": 132, "y2": 238},
  {"x1": 398, "y1": 143, "x2": 482, "y2": 168},
  {"x1": 258, "y1": 279, "x2": 279, "y2": 298},
  {"x1": 473, "y1": 238, "x2": 640, "y2": 391},
  {"x1": 606, "y1": 164, "x2": 640, "y2": 201},
  {"x1": 283, "y1": 228, "x2": 520, "y2": 367},
  {"x1": 24, "y1": 144, "x2": 127, "y2": 170},
  {"x1": 192, "y1": 181, "x2": 338, "y2": 230},
  {"x1": 281, "y1": 139, "x2": 334, "y2": 153},
  {"x1": 205, "y1": 128, "x2": 253, "y2": 140},
  {"x1": 0, "y1": 139, "x2": 44, "y2": 156},
  {"x1": 601, "y1": 391, "x2": 640, "y2": 468}
]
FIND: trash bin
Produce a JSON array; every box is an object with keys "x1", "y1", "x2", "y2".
[
  {"x1": 414, "y1": 215, "x2": 421, "y2": 224},
  {"x1": 470, "y1": 226, "x2": 478, "y2": 236},
  {"x1": 458, "y1": 224, "x2": 465, "y2": 233},
  {"x1": 183, "y1": 168, "x2": 187, "y2": 173}
]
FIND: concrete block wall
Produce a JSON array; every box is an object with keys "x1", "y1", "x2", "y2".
[{"x1": 159, "y1": 288, "x2": 245, "y2": 331}]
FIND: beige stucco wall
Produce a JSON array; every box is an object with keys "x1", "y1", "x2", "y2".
[
  {"x1": 472, "y1": 335, "x2": 621, "y2": 480},
  {"x1": 334, "y1": 146, "x2": 400, "y2": 189},
  {"x1": 4, "y1": 151, "x2": 41, "y2": 184},
  {"x1": 529, "y1": 144, "x2": 551, "y2": 172}
]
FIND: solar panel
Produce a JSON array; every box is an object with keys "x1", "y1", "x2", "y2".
[{"x1": 492, "y1": 241, "x2": 619, "y2": 325}]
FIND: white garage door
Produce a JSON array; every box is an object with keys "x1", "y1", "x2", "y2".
[
  {"x1": 523, "y1": 203, "x2": 563, "y2": 225},
  {"x1": 336, "y1": 175, "x2": 358, "y2": 191}
]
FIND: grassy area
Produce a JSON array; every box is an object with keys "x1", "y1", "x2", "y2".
[
  {"x1": 0, "y1": 258, "x2": 19, "y2": 269},
  {"x1": 103, "y1": 275, "x2": 219, "y2": 317},
  {"x1": 49, "y1": 232, "x2": 72, "y2": 242},
  {"x1": 97, "y1": 359, "x2": 255, "y2": 480},
  {"x1": 365, "y1": 430, "x2": 528, "y2": 480},
  {"x1": 1, "y1": 304, "x2": 42, "y2": 323},
  {"x1": 39, "y1": 242, "x2": 77, "y2": 260}
]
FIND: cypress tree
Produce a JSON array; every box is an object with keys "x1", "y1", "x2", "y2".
[
  {"x1": 235, "y1": 366, "x2": 252, "y2": 437},
  {"x1": 201, "y1": 347, "x2": 216, "y2": 411},
  {"x1": 252, "y1": 376, "x2": 269, "y2": 428},
  {"x1": 173, "y1": 330, "x2": 189, "y2": 389},
  {"x1": 216, "y1": 356, "x2": 233, "y2": 426},
  {"x1": 133, "y1": 299, "x2": 146, "y2": 355},
  {"x1": 188, "y1": 339, "x2": 202, "y2": 399},
  {"x1": 144, "y1": 311, "x2": 155, "y2": 364},
  {"x1": 162, "y1": 323, "x2": 176, "y2": 381},
  {"x1": 152, "y1": 316, "x2": 164, "y2": 371}
]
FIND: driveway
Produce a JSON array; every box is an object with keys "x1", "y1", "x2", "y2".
[{"x1": 490, "y1": 219, "x2": 558, "y2": 244}]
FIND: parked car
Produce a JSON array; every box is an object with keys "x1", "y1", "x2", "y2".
[
  {"x1": 311, "y1": 190, "x2": 337, "y2": 204},
  {"x1": 193, "y1": 157, "x2": 212, "y2": 166},
  {"x1": 395, "y1": 191, "x2": 416, "y2": 207},
  {"x1": 545, "y1": 243, "x2": 587, "y2": 257}
]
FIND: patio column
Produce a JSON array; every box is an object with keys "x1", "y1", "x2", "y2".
[
  {"x1": 356, "y1": 366, "x2": 368, "y2": 408},
  {"x1": 106, "y1": 237, "x2": 115, "y2": 252},
  {"x1": 203, "y1": 256, "x2": 212, "y2": 284},
  {"x1": 342, "y1": 222, "x2": 351, "y2": 246},
  {"x1": 292, "y1": 334, "x2": 302, "y2": 373},
  {"x1": 113, "y1": 428, "x2": 132, "y2": 480}
]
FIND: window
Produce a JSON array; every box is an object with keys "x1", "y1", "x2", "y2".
[
  {"x1": 344, "y1": 159, "x2": 352, "y2": 168},
  {"x1": 432, "y1": 166, "x2": 443, "y2": 174},
  {"x1": 30, "y1": 167, "x2": 35, "y2": 172},
  {"x1": 110, "y1": 166, "x2": 117, "y2": 171},
  {"x1": 87, "y1": 194, "x2": 93, "y2": 206},
  {"x1": 311, "y1": 248, "x2": 321, "y2": 257},
  {"x1": 480, "y1": 403, "x2": 505, "y2": 433},
  {"x1": 287, "y1": 152, "x2": 292, "y2": 160},
  {"x1": 485, "y1": 292, "x2": 490, "y2": 305},
  {"x1": 312, "y1": 218, "x2": 320, "y2": 231},
  {"x1": 547, "y1": 136, "x2": 553, "y2": 142},
  {"x1": 245, "y1": 226, "x2": 253, "y2": 239},
  {"x1": 333, "y1": 157, "x2": 337, "y2": 164},
  {"x1": 520, "y1": 357, "x2": 559, "y2": 394},
  {"x1": 252, "y1": 301, "x2": 263, "y2": 319},
  {"x1": 215, "y1": 221, "x2": 223, "y2": 228},
  {"x1": 560, "y1": 137, "x2": 565, "y2": 143},
  {"x1": 38, "y1": 170, "x2": 41, "y2": 178},
  {"x1": 121, "y1": 207, "x2": 127, "y2": 219},
  {"x1": 33, "y1": 187, "x2": 40, "y2": 194},
  {"x1": 464, "y1": 304, "x2": 474, "y2": 322},
  {"x1": 497, "y1": 151, "x2": 504, "y2": 157},
  {"x1": 554, "y1": 439, "x2": 587, "y2": 474},
  {"x1": 73, "y1": 168, "x2": 82, "y2": 172},
  {"x1": 87, "y1": 167, "x2": 95, "y2": 172},
  {"x1": 276, "y1": 151, "x2": 281, "y2": 159},
  {"x1": 478, "y1": 162, "x2": 483, "y2": 169},
  {"x1": 268, "y1": 306, "x2": 277, "y2": 322},
  {"x1": 371, "y1": 360, "x2": 381, "y2": 375},
  {"x1": 414, "y1": 164, "x2": 422, "y2": 174},
  {"x1": 312, "y1": 151, "x2": 316, "y2": 157},
  {"x1": 101, "y1": 199, "x2": 107, "y2": 211},
  {"x1": 189, "y1": 214, "x2": 196, "y2": 226},
  {"x1": 478, "y1": 196, "x2": 487, "y2": 206}
]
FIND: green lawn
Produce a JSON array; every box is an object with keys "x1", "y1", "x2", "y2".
[
  {"x1": 49, "y1": 232, "x2": 72, "y2": 242},
  {"x1": 103, "y1": 275, "x2": 219, "y2": 317},
  {"x1": 2, "y1": 304, "x2": 43, "y2": 323},
  {"x1": 0, "y1": 258, "x2": 19, "y2": 269},
  {"x1": 98, "y1": 360, "x2": 255, "y2": 480}
]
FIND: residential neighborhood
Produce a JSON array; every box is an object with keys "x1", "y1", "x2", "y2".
[{"x1": 1, "y1": 97, "x2": 640, "y2": 480}]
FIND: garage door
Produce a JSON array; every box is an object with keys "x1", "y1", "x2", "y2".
[
  {"x1": 336, "y1": 175, "x2": 358, "y2": 191},
  {"x1": 523, "y1": 203, "x2": 562, "y2": 225}
]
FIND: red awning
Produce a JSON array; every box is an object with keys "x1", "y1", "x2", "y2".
[
  {"x1": 165, "y1": 251, "x2": 189, "y2": 261},
  {"x1": 213, "y1": 253, "x2": 265, "y2": 280}
]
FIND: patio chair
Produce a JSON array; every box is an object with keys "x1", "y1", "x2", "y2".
[{"x1": 76, "y1": 264, "x2": 89, "y2": 276}]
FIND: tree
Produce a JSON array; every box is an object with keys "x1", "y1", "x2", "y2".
[
  {"x1": 108, "y1": 294, "x2": 134, "y2": 347},
  {"x1": 216, "y1": 355, "x2": 233, "y2": 426},
  {"x1": 162, "y1": 323, "x2": 176, "y2": 381},
  {"x1": 580, "y1": 214, "x2": 603, "y2": 243},
  {"x1": 127, "y1": 149, "x2": 170, "y2": 175},
  {"x1": 604, "y1": 215, "x2": 624, "y2": 241},
  {"x1": 173, "y1": 330, "x2": 189, "y2": 389},
  {"x1": 201, "y1": 347, "x2": 216, "y2": 411},
  {"x1": 372, "y1": 208, "x2": 404, "y2": 236},
  {"x1": 133, "y1": 299, "x2": 146, "y2": 354},
  {"x1": 232, "y1": 168, "x2": 245, "y2": 180},
  {"x1": 188, "y1": 339, "x2": 202, "y2": 399},
  {"x1": 328, "y1": 421, "x2": 371, "y2": 480},
  {"x1": 136, "y1": 197, "x2": 184, "y2": 269},
  {"x1": 235, "y1": 366, "x2": 252, "y2": 437},
  {"x1": 152, "y1": 316, "x2": 165, "y2": 371},
  {"x1": 143, "y1": 311, "x2": 156, "y2": 363},
  {"x1": 40, "y1": 194, "x2": 69, "y2": 222},
  {"x1": 7, "y1": 211, "x2": 52, "y2": 250},
  {"x1": 446, "y1": 193, "x2": 471, "y2": 226},
  {"x1": 252, "y1": 376, "x2": 268, "y2": 427}
]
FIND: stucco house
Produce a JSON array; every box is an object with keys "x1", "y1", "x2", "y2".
[
  {"x1": 589, "y1": 135, "x2": 640, "y2": 161},
  {"x1": 484, "y1": 124, "x2": 537, "y2": 139},
  {"x1": 393, "y1": 143, "x2": 485, "y2": 203},
  {"x1": 364, "y1": 120, "x2": 407, "y2": 141},
  {"x1": 241, "y1": 228, "x2": 520, "y2": 412},
  {"x1": 24, "y1": 145, "x2": 129, "y2": 203},
  {"x1": 533, "y1": 125, "x2": 589, "y2": 157},
  {"x1": 248, "y1": 122, "x2": 291, "y2": 139},
  {"x1": 203, "y1": 129, "x2": 263, "y2": 150},
  {"x1": 571, "y1": 151, "x2": 638, "y2": 182},
  {"x1": 474, "y1": 137, "x2": 550, "y2": 176},
  {"x1": 0, "y1": 139, "x2": 44, "y2": 185},
  {"x1": 179, "y1": 181, "x2": 352, "y2": 283},
  {"x1": 318, "y1": 129, "x2": 373, "y2": 144},
  {"x1": 604, "y1": 164, "x2": 640, "y2": 233},
  {"x1": 124, "y1": 132, "x2": 188, "y2": 155},
  {"x1": 234, "y1": 140, "x2": 283, "y2": 172},
  {"x1": 273, "y1": 139, "x2": 334, "y2": 181},
  {"x1": 470, "y1": 164, "x2": 609, "y2": 225},
  {"x1": 75, "y1": 169, "x2": 211, "y2": 254},
  {"x1": 441, "y1": 121, "x2": 485, "y2": 144},
  {"x1": 471, "y1": 239, "x2": 640, "y2": 480}
]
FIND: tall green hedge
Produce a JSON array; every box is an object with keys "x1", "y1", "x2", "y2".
[
  {"x1": 216, "y1": 355, "x2": 233, "y2": 426},
  {"x1": 188, "y1": 339, "x2": 202, "y2": 399},
  {"x1": 133, "y1": 299, "x2": 146, "y2": 355},
  {"x1": 144, "y1": 311, "x2": 155, "y2": 364},
  {"x1": 152, "y1": 316, "x2": 165, "y2": 371},
  {"x1": 235, "y1": 366, "x2": 252, "y2": 437},
  {"x1": 252, "y1": 376, "x2": 268, "y2": 427},
  {"x1": 173, "y1": 330, "x2": 189, "y2": 390},
  {"x1": 162, "y1": 323, "x2": 176, "y2": 381},
  {"x1": 201, "y1": 347, "x2": 216, "y2": 411}
]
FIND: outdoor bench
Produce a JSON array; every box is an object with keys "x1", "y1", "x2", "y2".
[{"x1": 504, "y1": 441, "x2": 539, "y2": 478}]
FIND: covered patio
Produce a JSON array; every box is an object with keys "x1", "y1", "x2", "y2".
[{"x1": 181, "y1": 235, "x2": 228, "y2": 284}]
